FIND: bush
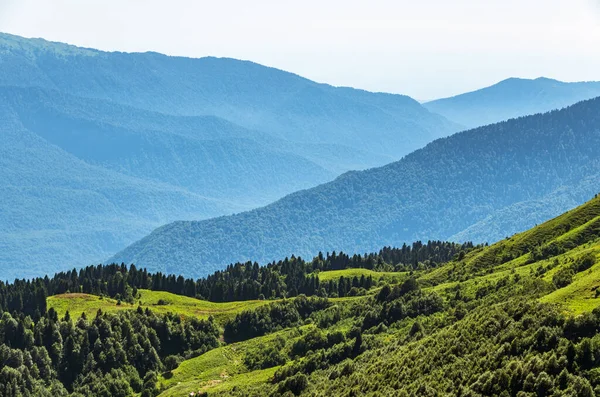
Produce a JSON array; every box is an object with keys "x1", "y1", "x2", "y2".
[
  {"x1": 574, "y1": 253, "x2": 596, "y2": 272},
  {"x1": 553, "y1": 267, "x2": 574, "y2": 288},
  {"x1": 163, "y1": 355, "x2": 183, "y2": 371},
  {"x1": 244, "y1": 338, "x2": 287, "y2": 370},
  {"x1": 277, "y1": 373, "x2": 308, "y2": 396}
]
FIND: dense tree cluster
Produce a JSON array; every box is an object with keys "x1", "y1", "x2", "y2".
[
  {"x1": 223, "y1": 296, "x2": 330, "y2": 343},
  {"x1": 0, "y1": 307, "x2": 219, "y2": 397},
  {"x1": 306, "y1": 300, "x2": 600, "y2": 397},
  {"x1": 0, "y1": 241, "x2": 471, "y2": 318}
]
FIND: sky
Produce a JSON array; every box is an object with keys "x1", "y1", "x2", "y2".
[{"x1": 0, "y1": 0, "x2": 599, "y2": 99}]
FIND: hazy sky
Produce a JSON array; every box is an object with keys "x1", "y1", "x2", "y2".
[{"x1": 1, "y1": 0, "x2": 599, "y2": 99}]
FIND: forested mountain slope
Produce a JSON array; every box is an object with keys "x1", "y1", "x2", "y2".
[
  {"x1": 0, "y1": 32, "x2": 463, "y2": 279},
  {"x1": 112, "y1": 97, "x2": 600, "y2": 277},
  {"x1": 424, "y1": 77, "x2": 600, "y2": 128},
  {"x1": 0, "y1": 105, "x2": 246, "y2": 280},
  {"x1": 3, "y1": 197, "x2": 600, "y2": 396}
]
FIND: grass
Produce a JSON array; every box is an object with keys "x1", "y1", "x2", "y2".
[
  {"x1": 47, "y1": 293, "x2": 132, "y2": 318},
  {"x1": 540, "y1": 246, "x2": 600, "y2": 314},
  {"x1": 315, "y1": 268, "x2": 406, "y2": 283},
  {"x1": 47, "y1": 288, "x2": 370, "y2": 328},
  {"x1": 158, "y1": 327, "x2": 306, "y2": 396},
  {"x1": 426, "y1": 239, "x2": 600, "y2": 308},
  {"x1": 47, "y1": 289, "x2": 273, "y2": 325},
  {"x1": 159, "y1": 366, "x2": 279, "y2": 397},
  {"x1": 422, "y1": 197, "x2": 600, "y2": 287}
]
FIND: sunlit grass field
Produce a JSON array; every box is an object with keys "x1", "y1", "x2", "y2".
[
  {"x1": 158, "y1": 326, "x2": 305, "y2": 396},
  {"x1": 48, "y1": 289, "x2": 273, "y2": 325},
  {"x1": 316, "y1": 268, "x2": 406, "y2": 283},
  {"x1": 540, "y1": 247, "x2": 600, "y2": 314}
]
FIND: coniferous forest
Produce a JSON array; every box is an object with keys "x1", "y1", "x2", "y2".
[{"x1": 2, "y1": 195, "x2": 600, "y2": 396}]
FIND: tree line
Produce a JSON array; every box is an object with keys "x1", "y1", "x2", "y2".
[{"x1": 0, "y1": 240, "x2": 475, "y2": 318}]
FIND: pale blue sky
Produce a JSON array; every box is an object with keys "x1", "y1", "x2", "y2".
[{"x1": 1, "y1": 0, "x2": 599, "y2": 99}]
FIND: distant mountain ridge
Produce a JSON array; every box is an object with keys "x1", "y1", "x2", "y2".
[
  {"x1": 424, "y1": 77, "x2": 600, "y2": 128},
  {"x1": 1, "y1": 86, "x2": 336, "y2": 203},
  {"x1": 0, "y1": 32, "x2": 459, "y2": 167},
  {"x1": 111, "y1": 97, "x2": 600, "y2": 277},
  {"x1": 0, "y1": 33, "x2": 461, "y2": 279}
]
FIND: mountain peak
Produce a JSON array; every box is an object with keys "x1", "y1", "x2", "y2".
[{"x1": 424, "y1": 76, "x2": 600, "y2": 128}]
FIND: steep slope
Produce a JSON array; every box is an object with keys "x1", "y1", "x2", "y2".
[
  {"x1": 424, "y1": 77, "x2": 600, "y2": 128},
  {"x1": 5, "y1": 199, "x2": 600, "y2": 396},
  {"x1": 159, "y1": 197, "x2": 600, "y2": 396},
  {"x1": 111, "y1": 97, "x2": 600, "y2": 277},
  {"x1": 0, "y1": 32, "x2": 459, "y2": 168}
]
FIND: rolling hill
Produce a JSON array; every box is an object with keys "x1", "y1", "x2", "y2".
[
  {"x1": 111, "y1": 96, "x2": 600, "y2": 277},
  {"x1": 424, "y1": 77, "x2": 600, "y2": 128}
]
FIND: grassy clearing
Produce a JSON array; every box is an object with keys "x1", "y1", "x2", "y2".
[
  {"x1": 136, "y1": 290, "x2": 272, "y2": 324},
  {"x1": 47, "y1": 289, "x2": 273, "y2": 325},
  {"x1": 316, "y1": 268, "x2": 406, "y2": 283},
  {"x1": 47, "y1": 293, "x2": 132, "y2": 318},
  {"x1": 47, "y1": 288, "x2": 368, "y2": 327},
  {"x1": 159, "y1": 366, "x2": 279, "y2": 397},
  {"x1": 158, "y1": 327, "x2": 305, "y2": 396},
  {"x1": 540, "y1": 247, "x2": 600, "y2": 314}
]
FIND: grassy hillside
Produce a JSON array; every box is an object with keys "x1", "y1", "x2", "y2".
[
  {"x1": 47, "y1": 289, "x2": 272, "y2": 326},
  {"x1": 424, "y1": 77, "x2": 600, "y2": 128},
  {"x1": 316, "y1": 268, "x2": 405, "y2": 283},
  {"x1": 7, "y1": 197, "x2": 600, "y2": 396},
  {"x1": 157, "y1": 327, "x2": 304, "y2": 395},
  {"x1": 112, "y1": 96, "x2": 600, "y2": 277},
  {"x1": 149, "y1": 196, "x2": 600, "y2": 397},
  {"x1": 421, "y1": 196, "x2": 600, "y2": 286}
]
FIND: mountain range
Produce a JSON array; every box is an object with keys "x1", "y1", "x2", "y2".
[
  {"x1": 112, "y1": 97, "x2": 600, "y2": 277},
  {"x1": 2, "y1": 32, "x2": 600, "y2": 280},
  {"x1": 0, "y1": 33, "x2": 463, "y2": 279},
  {"x1": 0, "y1": 32, "x2": 460, "y2": 170},
  {"x1": 424, "y1": 77, "x2": 600, "y2": 128}
]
